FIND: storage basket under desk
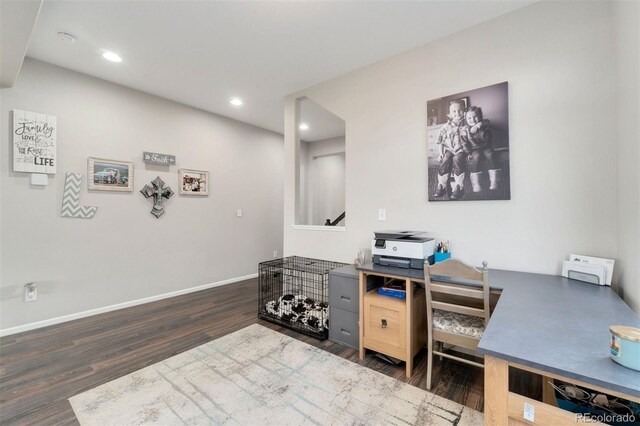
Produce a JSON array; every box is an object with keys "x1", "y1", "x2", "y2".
[{"x1": 258, "y1": 256, "x2": 347, "y2": 339}]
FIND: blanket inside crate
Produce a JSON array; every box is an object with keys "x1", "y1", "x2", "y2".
[{"x1": 264, "y1": 294, "x2": 328, "y2": 332}]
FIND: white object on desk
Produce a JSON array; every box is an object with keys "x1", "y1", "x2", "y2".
[
  {"x1": 523, "y1": 402, "x2": 535, "y2": 422},
  {"x1": 562, "y1": 260, "x2": 606, "y2": 285},
  {"x1": 569, "y1": 254, "x2": 614, "y2": 286}
]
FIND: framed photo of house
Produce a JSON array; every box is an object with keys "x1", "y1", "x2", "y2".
[
  {"x1": 87, "y1": 158, "x2": 134, "y2": 192},
  {"x1": 179, "y1": 169, "x2": 209, "y2": 196}
]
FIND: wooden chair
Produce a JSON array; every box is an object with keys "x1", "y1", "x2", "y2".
[{"x1": 424, "y1": 258, "x2": 490, "y2": 390}]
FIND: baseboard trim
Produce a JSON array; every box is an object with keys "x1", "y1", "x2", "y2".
[{"x1": 0, "y1": 273, "x2": 258, "y2": 337}]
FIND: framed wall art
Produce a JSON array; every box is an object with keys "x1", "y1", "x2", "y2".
[
  {"x1": 179, "y1": 169, "x2": 209, "y2": 196},
  {"x1": 87, "y1": 157, "x2": 134, "y2": 192},
  {"x1": 13, "y1": 110, "x2": 57, "y2": 174},
  {"x1": 427, "y1": 81, "x2": 510, "y2": 202}
]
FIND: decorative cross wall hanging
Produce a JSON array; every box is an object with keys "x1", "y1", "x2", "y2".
[{"x1": 140, "y1": 176, "x2": 173, "y2": 218}]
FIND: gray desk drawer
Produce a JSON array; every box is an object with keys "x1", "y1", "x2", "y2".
[
  {"x1": 329, "y1": 307, "x2": 359, "y2": 349},
  {"x1": 329, "y1": 275, "x2": 359, "y2": 314}
]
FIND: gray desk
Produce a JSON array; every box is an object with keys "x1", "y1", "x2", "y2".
[{"x1": 356, "y1": 263, "x2": 640, "y2": 424}]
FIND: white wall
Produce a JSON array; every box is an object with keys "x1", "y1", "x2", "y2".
[
  {"x1": 305, "y1": 137, "x2": 345, "y2": 226},
  {"x1": 613, "y1": 0, "x2": 640, "y2": 313},
  {"x1": 298, "y1": 137, "x2": 346, "y2": 225},
  {"x1": 284, "y1": 2, "x2": 618, "y2": 278},
  {"x1": 298, "y1": 138, "x2": 310, "y2": 224},
  {"x1": 311, "y1": 153, "x2": 345, "y2": 226},
  {"x1": 1, "y1": 59, "x2": 284, "y2": 331}
]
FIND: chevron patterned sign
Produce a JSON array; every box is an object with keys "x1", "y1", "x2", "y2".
[{"x1": 61, "y1": 173, "x2": 97, "y2": 219}]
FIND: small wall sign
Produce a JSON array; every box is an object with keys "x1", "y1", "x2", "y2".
[
  {"x1": 143, "y1": 151, "x2": 176, "y2": 166},
  {"x1": 13, "y1": 110, "x2": 57, "y2": 174}
]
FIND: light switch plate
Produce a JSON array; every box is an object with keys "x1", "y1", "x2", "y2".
[
  {"x1": 378, "y1": 208, "x2": 386, "y2": 221},
  {"x1": 237, "y1": 209, "x2": 243, "y2": 217}
]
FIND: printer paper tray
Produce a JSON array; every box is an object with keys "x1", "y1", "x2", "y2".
[{"x1": 380, "y1": 257, "x2": 411, "y2": 268}]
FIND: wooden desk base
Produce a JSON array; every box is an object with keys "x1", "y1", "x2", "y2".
[
  {"x1": 359, "y1": 271, "x2": 423, "y2": 378},
  {"x1": 484, "y1": 355, "x2": 639, "y2": 425}
]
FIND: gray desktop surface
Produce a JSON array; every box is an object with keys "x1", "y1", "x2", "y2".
[
  {"x1": 329, "y1": 264, "x2": 359, "y2": 279},
  {"x1": 356, "y1": 263, "x2": 640, "y2": 398}
]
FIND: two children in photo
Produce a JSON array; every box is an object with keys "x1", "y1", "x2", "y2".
[{"x1": 434, "y1": 100, "x2": 501, "y2": 200}]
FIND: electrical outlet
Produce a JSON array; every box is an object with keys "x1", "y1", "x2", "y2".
[
  {"x1": 273, "y1": 250, "x2": 278, "y2": 258},
  {"x1": 24, "y1": 283, "x2": 37, "y2": 302},
  {"x1": 378, "y1": 208, "x2": 386, "y2": 221}
]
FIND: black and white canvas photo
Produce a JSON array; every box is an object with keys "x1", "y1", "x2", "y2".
[{"x1": 426, "y1": 82, "x2": 510, "y2": 201}]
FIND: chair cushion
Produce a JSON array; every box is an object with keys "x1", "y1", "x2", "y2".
[{"x1": 432, "y1": 309, "x2": 485, "y2": 339}]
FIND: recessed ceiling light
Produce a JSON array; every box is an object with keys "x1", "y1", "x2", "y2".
[
  {"x1": 102, "y1": 51, "x2": 122, "y2": 63},
  {"x1": 57, "y1": 31, "x2": 77, "y2": 44},
  {"x1": 230, "y1": 98, "x2": 243, "y2": 106},
  {"x1": 299, "y1": 123, "x2": 309, "y2": 131}
]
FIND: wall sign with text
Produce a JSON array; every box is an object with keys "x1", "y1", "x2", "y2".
[
  {"x1": 143, "y1": 151, "x2": 176, "y2": 166},
  {"x1": 13, "y1": 109, "x2": 57, "y2": 174}
]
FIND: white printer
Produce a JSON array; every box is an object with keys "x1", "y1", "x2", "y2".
[{"x1": 372, "y1": 231, "x2": 435, "y2": 269}]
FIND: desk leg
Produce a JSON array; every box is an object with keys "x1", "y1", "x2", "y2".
[
  {"x1": 405, "y1": 278, "x2": 413, "y2": 378},
  {"x1": 359, "y1": 271, "x2": 365, "y2": 361},
  {"x1": 484, "y1": 355, "x2": 509, "y2": 426},
  {"x1": 542, "y1": 375, "x2": 559, "y2": 407}
]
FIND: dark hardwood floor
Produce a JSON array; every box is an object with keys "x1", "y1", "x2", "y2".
[{"x1": 0, "y1": 278, "x2": 540, "y2": 425}]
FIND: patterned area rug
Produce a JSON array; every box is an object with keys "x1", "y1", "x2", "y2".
[{"x1": 69, "y1": 324, "x2": 482, "y2": 425}]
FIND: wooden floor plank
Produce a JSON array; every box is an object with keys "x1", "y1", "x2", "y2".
[{"x1": 0, "y1": 277, "x2": 539, "y2": 424}]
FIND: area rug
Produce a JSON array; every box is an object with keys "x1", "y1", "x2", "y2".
[{"x1": 69, "y1": 324, "x2": 482, "y2": 425}]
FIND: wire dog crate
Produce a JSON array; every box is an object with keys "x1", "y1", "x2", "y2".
[{"x1": 258, "y1": 256, "x2": 348, "y2": 339}]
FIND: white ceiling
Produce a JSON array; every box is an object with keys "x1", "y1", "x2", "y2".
[
  {"x1": 25, "y1": 1, "x2": 533, "y2": 135},
  {"x1": 299, "y1": 97, "x2": 344, "y2": 142},
  {"x1": 0, "y1": 0, "x2": 42, "y2": 88}
]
